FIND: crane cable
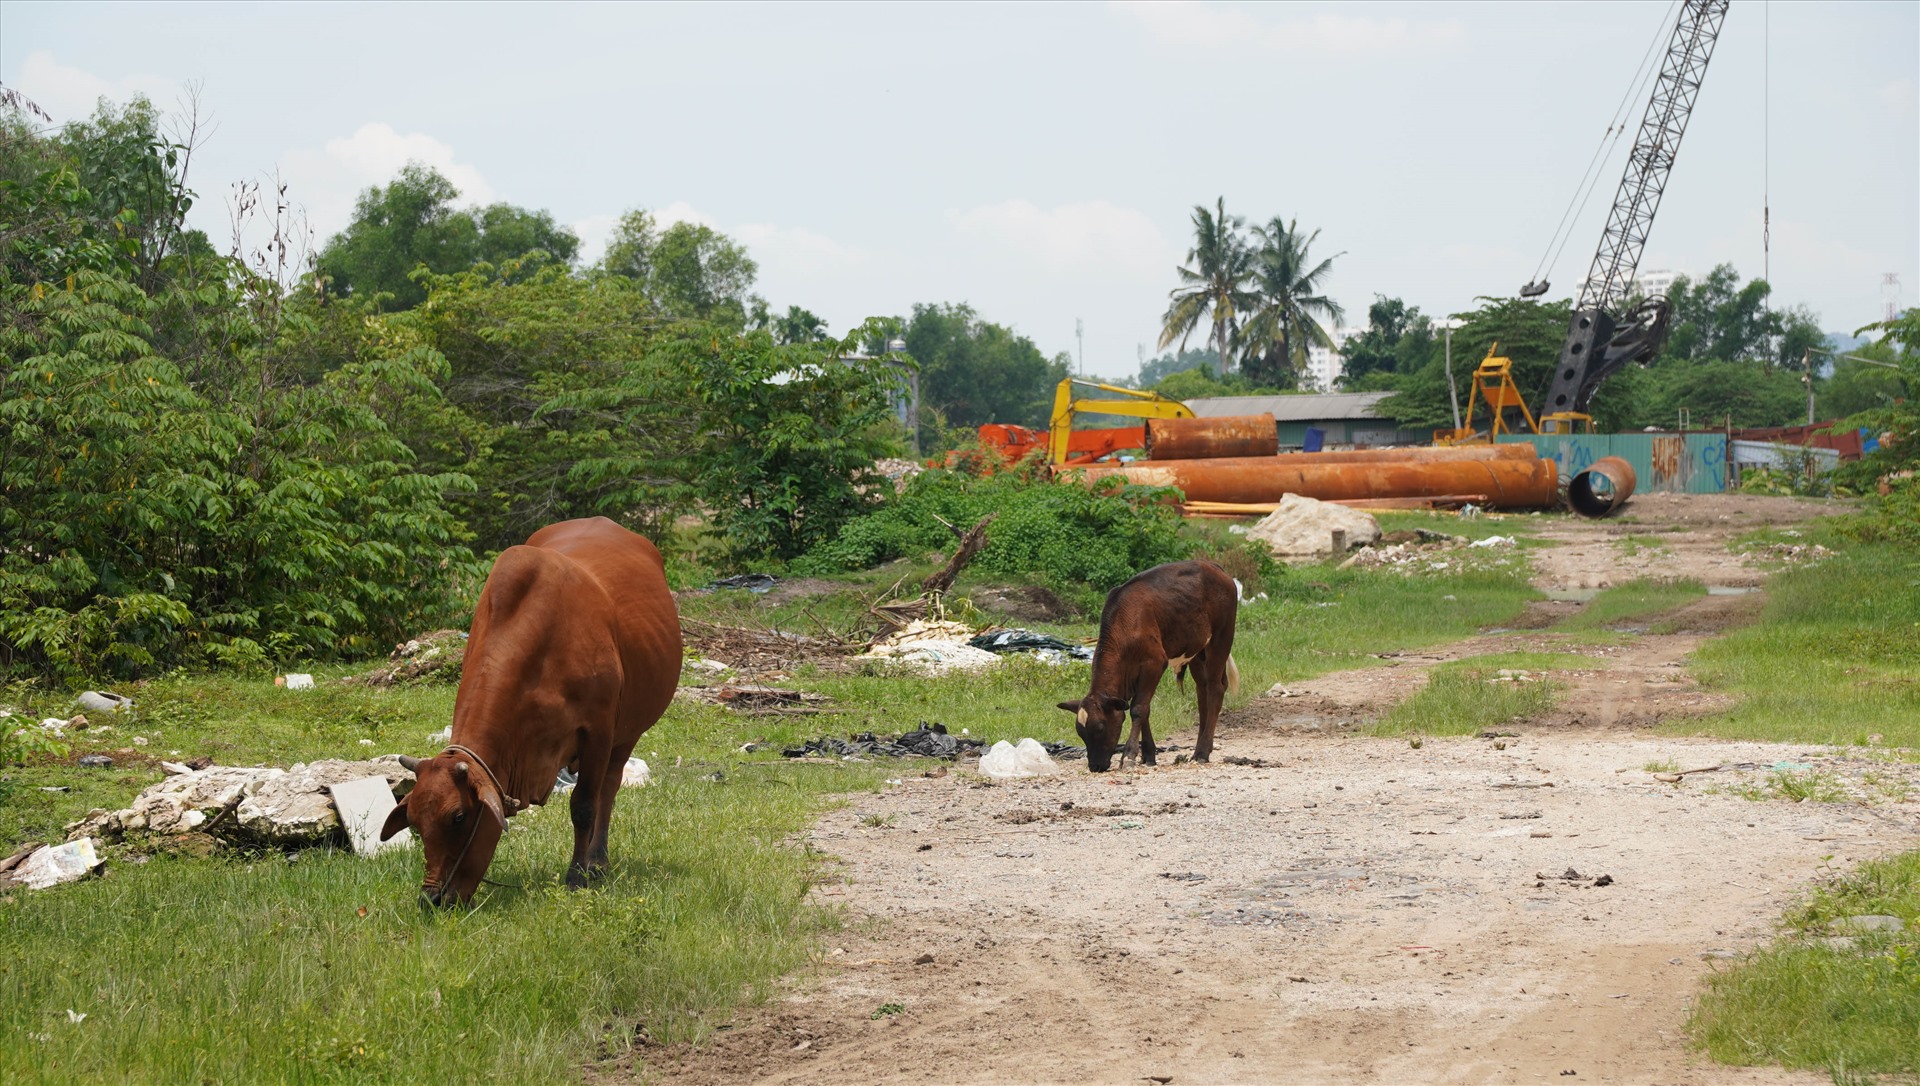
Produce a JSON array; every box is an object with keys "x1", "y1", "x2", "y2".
[{"x1": 1526, "y1": 0, "x2": 1682, "y2": 293}]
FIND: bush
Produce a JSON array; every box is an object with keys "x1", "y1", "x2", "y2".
[{"x1": 795, "y1": 469, "x2": 1191, "y2": 593}]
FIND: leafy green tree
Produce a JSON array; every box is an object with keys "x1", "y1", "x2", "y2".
[
  {"x1": 598, "y1": 209, "x2": 657, "y2": 282},
  {"x1": 771, "y1": 305, "x2": 828, "y2": 344},
  {"x1": 1822, "y1": 340, "x2": 1906, "y2": 419},
  {"x1": 1641, "y1": 360, "x2": 1806, "y2": 428},
  {"x1": 1237, "y1": 216, "x2": 1343, "y2": 388},
  {"x1": 1338, "y1": 297, "x2": 1434, "y2": 388},
  {"x1": 1660, "y1": 264, "x2": 1774, "y2": 364},
  {"x1": 1159, "y1": 197, "x2": 1255, "y2": 376},
  {"x1": 647, "y1": 222, "x2": 758, "y2": 324},
  {"x1": 1151, "y1": 367, "x2": 1293, "y2": 402},
  {"x1": 901, "y1": 302, "x2": 1068, "y2": 448},
  {"x1": 1137, "y1": 347, "x2": 1219, "y2": 386},
  {"x1": 316, "y1": 165, "x2": 578, "y2": 308},
  {"x1": 1379, "y1": 297, "x2": 1570, "y2": 431}
]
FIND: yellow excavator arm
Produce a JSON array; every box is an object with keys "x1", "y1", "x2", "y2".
[{"x1": 1046, "y1": 378, "x2": 1195, "y2": 464}]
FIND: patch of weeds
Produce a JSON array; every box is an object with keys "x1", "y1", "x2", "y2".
[
  {"x1": 858, "y1": 813, "x2": 897, "y2": 828},
  {"x1": 1367, "y1": 655, "x2": 1563, "y2": 738},
  {"x1": 1730, "y1": 770, "x2": 1851, "y2": 804},
  {"x1": 1644, "y1": 758, "x2": 1682, "y2": 774},
  {"x1": 871, "y1": 1002, "x2": 905, "y2": 1019},
  {"x1": 1692, "y1": 850, "x2": 1920, "y2": 1080},
  {"x1": 1683, "y1": 540, "x2": 1920, "y2": 747},
  {"x1": 1616, "y1": 534, "x2": 1671, "y2": 559}
]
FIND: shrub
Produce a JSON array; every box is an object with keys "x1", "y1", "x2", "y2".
[{"x1": 796, "y1": 469, "x2": 1191, "y2": 593}]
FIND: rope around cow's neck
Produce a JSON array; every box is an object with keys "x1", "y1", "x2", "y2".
[{"x1": 440, "y1": 743, "x2": 525, "y2": 892}]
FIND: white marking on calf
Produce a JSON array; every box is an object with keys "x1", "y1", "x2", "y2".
[{"x1": 1076, "y1": 708, "x2": 1088, "y2": 725}]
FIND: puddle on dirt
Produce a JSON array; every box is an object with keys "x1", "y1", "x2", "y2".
[
  {"x1": 1544, "y1": 588, "x2": 1602, "y2": 602},
  {"x1": 1706, "y1": 585, "x2": 1761, "y2": 596}
]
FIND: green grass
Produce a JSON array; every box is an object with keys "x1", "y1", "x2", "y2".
[
  {"x1": 1691, "y1": 852, "x2": 1920, "y2": 1081},
  {"x1": 1365, "y1": 653, "x2": 1577, "y2": 737},
  {"x1": 1552, "y1": 577, "x2": 1707, "y2": 631},
  {"x1": 0, "y1": 537, "x2": 1544, "y2": 1081},
  {"x1": 1679, "y1": 542, "x2": 1920, "y2": 748},
  {"x1": 0, "y1": 673, "x2": 893, "y2": 1083}
]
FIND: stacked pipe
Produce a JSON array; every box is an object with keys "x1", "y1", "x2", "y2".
[{"x1": 1063, "y1": 439, "x2": 1560, "y2": 512}]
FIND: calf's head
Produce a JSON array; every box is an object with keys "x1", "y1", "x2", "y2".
[
  {"x1": 1059, "y1": 695, "x2": 1129, "y2": 772},
  {"x1": 380, "y1": 753, "x2": 509, "y2": 906}
]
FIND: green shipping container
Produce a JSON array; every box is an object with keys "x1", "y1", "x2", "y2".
[{"x1": 1495, "y1": 433, "x2": 1729, "y2": 494}]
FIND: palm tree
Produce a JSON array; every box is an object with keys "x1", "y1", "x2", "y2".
[
  {"x1": 1238, "y1": 217, "x2": 1344, "y2": 388},
  {"x1": 774, "y1": 305, "x2": 828, "y2": 345},
  {"x1": 1159, "y1": 198, "x2": 1256, "y2": 377}
]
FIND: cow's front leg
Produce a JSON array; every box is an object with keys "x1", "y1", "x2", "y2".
[
  {"x1": 1134, "y1": 705, "x2": 1158, "y2": 766},
  {"x1": 566, "y1": 767, "x2": 599, "y2": 889}
]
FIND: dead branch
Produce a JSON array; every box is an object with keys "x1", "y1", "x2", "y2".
[{"x1": 922, "y1": 513, "x2": 996, "y2": 595}]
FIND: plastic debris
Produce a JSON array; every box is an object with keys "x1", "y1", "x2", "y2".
[
  {"x1": 706, "y1": 573, "x2": 779, "y2": 594},
  {"x1": 979, "y1": 738, "x2": 1061, "y2": 779},
  {"x1": 1469, "y1": 535, "x2": 1516, "y2": 548},
  {"x1": 77, "y1": 754, "x2": 113, "y2": 768},
  {"x1": 277, "y1": 673, "x2": 315, "y2": 690},
  {"x1": 15, "y1": 839, "x2": 103, "y2": 890},
  {"x1": 1458, "y1": 503, "x2": 1483, "y2": 518},
  {"x1": 623, "y1": 757, "x2": 652, "y2": 787},
  {"x1": 967, "y1": 629, "x2": 1093, "y2": 661},
  {"x1": 74, "y1": 691, "x2": 133, "y2": 713}
]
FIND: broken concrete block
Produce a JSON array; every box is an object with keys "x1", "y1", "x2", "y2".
[
  {"x1": 235, "y1": 759, "x2": 416, "y2": 846},
  {"x1": 14, "y1": 839, "x2": 103, "y2": 889},
  {"x1": 1247, "y1": 494, "x2": 1382, "y2": 561},
  {"x1": 67, "y1": 765, "x2": 284, "y2": 840},
  {"x1": 329, "y1": 775, "x2": 411, "y2": 856}
]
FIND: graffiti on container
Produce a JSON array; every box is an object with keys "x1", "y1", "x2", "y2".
[
  {"x1": 1697, "y1": 436, "x2": 1728, "y2": 490},
  {"x1": 1650, "y1": 436, "x2": 1685, "y2": 488}
]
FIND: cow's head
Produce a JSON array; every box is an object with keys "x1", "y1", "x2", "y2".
[
  {"x1": 1058, "y1": 695, "x2": 1129, "y2": 772},
  {"x1": 381, "y1": 753, "x2": 509, "y2": 906}
]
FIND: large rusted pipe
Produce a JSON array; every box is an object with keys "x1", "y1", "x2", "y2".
[
  {"x1": 1258, "y1": 444, "x2": 1538, "y2": 465},
  {"x1": 1568, "y1": 456, "x2": 1636, "y2": 518},
  {"x1": 1064, "y1": 455, "x2": 1560, "y2": 510},
  {"x1": 1145, "y1": 414, "x2": 1278, "y2": 460}
]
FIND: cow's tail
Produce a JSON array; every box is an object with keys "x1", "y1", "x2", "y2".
[{"x1": 1226, "y1": 653, "x2": 1241, "y2": 694}]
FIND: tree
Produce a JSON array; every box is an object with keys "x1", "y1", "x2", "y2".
[
  {"x1": 316, "y1": 164, "x2": 578, "y2": 308},
  {"x1": 1378, "y1": 297, "x2": 1570, "y2": 432},
  {"x1": 771, "y1": 305, "x2": 828, "y2": 345},
  {"x1": 902, "y1": 302, "x2": 1067, "y2": 449},
  {"x1": 1338, "y1": 297, "x2": 1434, "y2": 388},
  {"x1": 1237, "y1": 217, "x2": 1343, "y2": 388},
  {"x1": 1137, "y1": 347, "x2": 1219, "y2": 387},
  {"x1": 647, "y1": 222, "x2": 758, "y2": 325},
  {"x1": 1822, "y1": 339, "x2": 1906, "y2": 419},
  {"x1": 1159, "y1": 198, "x2": 1255, "y2": 376},
  {"x1": 598, "y1": 209, "x2": 657, "y2": 282}
]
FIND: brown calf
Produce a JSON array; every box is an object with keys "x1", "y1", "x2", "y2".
[{"x1": 1057, "y1": 559, "x2": 1240, "y2": 772}]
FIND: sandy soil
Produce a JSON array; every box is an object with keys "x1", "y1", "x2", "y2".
[{"x1": 647, "y1": 493, "x2": 1916, "y2": 1086}]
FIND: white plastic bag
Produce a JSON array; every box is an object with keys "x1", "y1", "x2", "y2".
[
  {"x1": 978, "y1": 738, "x2": 1060, "y2": 779},
  {"x1": 622, "y1": 757, "x2": 653, "y2": 787}
]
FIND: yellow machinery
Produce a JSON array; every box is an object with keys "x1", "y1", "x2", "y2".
[
  {"x1": 1046, "y1": 378, "x2": 1194, "y2": 464},
  {"x1": 1435, "y1": 344, "x2": 1541, "y2": 445}
]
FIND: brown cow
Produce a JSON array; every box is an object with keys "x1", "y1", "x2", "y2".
[
  {"x1": 1057, "y1": 559, "x2": 1239, "y2": 772},
  {"x1": 381, "y1": 517, "x2": 682, "y2": 905}
]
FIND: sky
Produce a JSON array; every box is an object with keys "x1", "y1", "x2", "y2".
[{"x1": 3, "y1": 0, "x2": 1914, "y2": 381}]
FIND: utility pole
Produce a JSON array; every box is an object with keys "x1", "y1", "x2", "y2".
[
  {"x1": 1802, "y1": 348, "x2": 1815, "y2": 425},
  {"x1": 1439, "y1": 320, "x2": 1463, "y2": 432},
  {"x1": 1075, "y1": 318, "x2": 1084, "y2": 378}
]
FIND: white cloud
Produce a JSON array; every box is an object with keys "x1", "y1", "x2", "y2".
[
  {"x1": 10, "y1": 51, "x2": 181, "y2": 124},
  {"x1": 736, "y1": 222, "x2": 867, "y2": 274},
  {"x1": 1112, "y1": 0, "x2": 1464, "y2": 54},
  {"x1": 947, "y1": 199, "x2": 1172, "y2": 274}
]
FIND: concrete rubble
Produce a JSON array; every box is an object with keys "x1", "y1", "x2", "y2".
[
  {"x1": 1247, "y1": 494, "x2": 1382, "y2": 560},
  {"x1": 66, "y1": 757, "x2": 416, "y2": 849},
  {"x1": 861, "y1": 619, "x2": 1002, "y2": 674}
]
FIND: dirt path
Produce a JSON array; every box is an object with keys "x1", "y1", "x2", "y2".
[{"x1": 651, "y1": 493, "x2": 1915, "y2": 1086}]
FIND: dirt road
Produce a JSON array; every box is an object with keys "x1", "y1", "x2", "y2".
[{"x1": 655, "y1": 494, "x2": 1917, "y2": 1085}]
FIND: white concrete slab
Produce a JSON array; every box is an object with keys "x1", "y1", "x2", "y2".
[{"x1": 328, "y1": 775, "x2": 410, "y2": 856}]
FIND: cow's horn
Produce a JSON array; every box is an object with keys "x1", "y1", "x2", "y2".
[
  {"x1": 397, "y1": 754, "x2": 421, "y2": 772},
  {"x1": 454, "y1": 762, "x2": 469, "y2": 780}
]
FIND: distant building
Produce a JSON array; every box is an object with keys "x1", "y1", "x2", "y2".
[
  {"x1": 1304, "y1": 319, "x2": 1367, "y2": 391},
  {"x1": 1631, "y1": 269, "x2": 1686, "y2": 299}
]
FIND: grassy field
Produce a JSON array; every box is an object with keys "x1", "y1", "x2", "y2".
[
  {"x1": 1367, "y1": 651, "x2": 1580, "y2": 738},
  {"x1": 0, "y1": 515, "x2": 1542, "y2": 1083},
  {"x1": 1677, "y1": 536, "x2": 1920, "y2": 1081},
  {"x1": 1552, "y1": 577, "x2": 1707, "y2": 631},
  {"x1": 1691, "y1": 851, "x2": 1920, "y2": 1081},
  {"x1": 1681, "y1": 541, "x2": 1920, "y2": 748}
]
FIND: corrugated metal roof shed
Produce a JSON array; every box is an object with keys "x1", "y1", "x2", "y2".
[{"x1": 1183, "y1": 392, "x2": 1392, "y2": 421}]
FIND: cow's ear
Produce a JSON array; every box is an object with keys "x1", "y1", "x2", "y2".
[
  {"x1": 379, "y1": 798, "x2": 411, "y2": 841},
  {"x1": 1056, "y1": 701, "x2": 1081, "y2": 713},
  {"x1": 473, "y1": 777, "x2": 508, "y2": 832},
  {"x1": 1102, "y1": 696, "x2": 1130, "y2": 713}
]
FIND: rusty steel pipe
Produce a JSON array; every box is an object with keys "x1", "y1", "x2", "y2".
[
  {"x1": 1144, "y1": 414, "x2": 1278, "y2": 460},
  {"x1": 1568, "y1": 456, "x2": 1636, "y2": 518},
  {"x1": 1064, "y1": 455, "x2": 1560, "y2": 510},
  {"x1": 1261, "y1": 444, "x2": 1540, "y2": 465}
]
